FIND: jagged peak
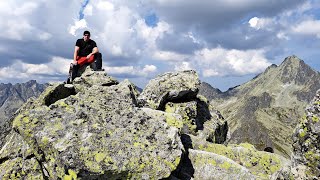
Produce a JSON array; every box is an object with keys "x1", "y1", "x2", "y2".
[{"x1": 280, "y1": 55, "x2": 302, "y2": 67}]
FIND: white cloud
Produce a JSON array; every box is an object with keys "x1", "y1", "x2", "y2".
[
  {"x1": 248, "y1": 17, "x2": 273, "y2": 30},
  {"x1": 105, "y1": 64, "x2": 157, "y2": 77},
  {"x1": 96, "y1": 0, "x2": 114, "y2": 11},
  {"x1": 69, "y1": 19, "x2": 88, "y2": 36},
  {"x1": 0, "y1": 56, "x2": 71, "y2": 82},
  {"x1": 110, "y1": 45, "x2": 123, "y2": 56},
  {"x1": 38, "y1": 32, "x2": 52, "y2": 41},
  {"x1": 4, "y1": 19, "x2": 33, "y2": 40},
  {"x1": 292, "y1": 20, "x2": 320, "y2": 38},
  {"x1": 277, "y1": 32, "x2": 289, "y2": 40},
  {"x1": 13, "y1": 2, "x2": 38, "y2": 16},
  {"x1": 142, "y1": 65, "x2": 157, "y2": 73},
  {"x1": 83, "y1": 4, "x2": 93, "y2": 16},
  {"x1": 136, "y1": 19, "x2": 171, "y2": 44},
  {"x1": 174, "y1": 61, "x2": 193, "y2": 71},
  {"x1": 203, "y1": 69, "x2": 220, "y2": 77},
  {"x1": 194, "y1": 47, "x2": 271, "y2": 77},
  {"x1": 153, "y1": 51, "x2": 188, "y2": 61}
]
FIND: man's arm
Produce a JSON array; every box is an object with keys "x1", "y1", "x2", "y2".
[
  {"x1": 73, "y1": 46, "x2": 79, "y2": 64},
  {"x1": 86, "y1": 47, "x2": 99, "y2": 59}
]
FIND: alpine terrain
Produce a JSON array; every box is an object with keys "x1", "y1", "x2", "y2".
[
  {"x1": 200, "y1": 55, "x2": 320, "y2": 158},
  {"x1": 0, "y1": 80, "x2": 46, "y2": 148}
]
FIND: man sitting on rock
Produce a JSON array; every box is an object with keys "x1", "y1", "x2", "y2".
[{"x1": 67, "y1": 30, "x2": 103, "y2": 83}]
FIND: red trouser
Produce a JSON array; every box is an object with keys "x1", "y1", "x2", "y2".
[{"x1": 76, "y1": 55, "x2": 95, "y2": 67}]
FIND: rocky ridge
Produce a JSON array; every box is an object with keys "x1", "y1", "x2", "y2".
[
  {"x1": 0, "y1": 80, "x2": 46, "y2": 149},
  {"x1": 0, "y1": 67, "x2": 298, "y2": 179},
  {"x1": 203, "y1": 55, "x2": 320, "y2": 157}
]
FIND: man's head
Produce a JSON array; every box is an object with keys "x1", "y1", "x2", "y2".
[{"x1": 83, "y1": 30, "x2": 90, "y2": 41}]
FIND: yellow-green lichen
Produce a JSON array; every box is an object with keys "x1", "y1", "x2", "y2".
[
  {"x1": 258, "y1": 154, "x2": 281, "y2": 174},
  {"x1": 174, "y1": 157, "x2": 181, "y2": 167},
  {"x1": 58, "y1": 101, "x2": 74, "y2": 112},
  {"x1": 95, "y1": 152, "x2": 106, "y2": 163},
  {"x1": 199, "y1": 143, "x2": 236, "y2": 160},
  {"x1": 165, "y1": 113, "x2": 183, "y2": 129},
  {"x1": 208, "y1": 159, "x2": 217, "y2": 166},
  {"x1": 63, "y1": 169, "x2": 77, "y2": 180},
  {"x1": 299, "y1": 127, "x2": 308, "y2": 137},
  {"x1": 165, "y1": 103, "x2": 196, "y2": 133},
  {"x1": 147, "y1": 99, "x2": 158, "y2": 109},
  {"x1": 219, "y1": 161, "x2": 232, "y2": 170},
  {"x1": 12, "y1": 114, "x2": 24, "y2": 127},
  {"x1": 312, "y1": 115, "x2": 319, "y2": 122},
  {"x1": 163, "y1": 159, "x2": 176, "y2": 171},
  {"x1": 133, "y1": 142, "x2": 146, "y2": 149},
  {"x1": 84, "y1": 160, "x2": 103, "y2": 173},
  {"x1": 22, "y1": 117, "x2": 30, "y2": 123},
  {"x1": 41, "y1": 136, "x2": 49, "y2": 145},
  {"x1": 239, "y1": 143, "x2": 255, "y2": 150}
]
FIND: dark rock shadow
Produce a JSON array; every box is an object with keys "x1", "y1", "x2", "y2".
[
  {"x1": 214, "y1": 121, "x2": 228, "y2": 144},
  {"x1": 264, "y1": 147, "x2": 274, "y2": 153},
  {"x1": 157, "y1": 91, "x2": 198, "y2": 111},
  {"x1": 44, "y1": 84, "x2": 76, "y2": 106},
  {"x1": 195, "y1": 99, "x2": 211, "y2": 131},
  {"x1": 163, "y1": 134, "x2": 195, "y2": 180}
]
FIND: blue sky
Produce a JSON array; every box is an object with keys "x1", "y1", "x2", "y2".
[{"x1": 0, "y1": 0, "x2": 319, "y2": 91}]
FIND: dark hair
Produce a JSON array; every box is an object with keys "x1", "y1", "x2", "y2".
[{"x1": 83, "y1": 30, "x2": 90, "y2": 36}]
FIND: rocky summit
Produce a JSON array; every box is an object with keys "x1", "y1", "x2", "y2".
[{"x1": 0, "y1": 66, "x2": 308, "y2": 179}]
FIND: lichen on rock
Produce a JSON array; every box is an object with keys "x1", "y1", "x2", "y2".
[
  {"x1": 137, "y1": 70, "x2": 200, "y2": 110},
  {"x1": 292, "y1": 89, "x2": 320, "y2": 179},
  {"x1": 0, "y1": 68, "x2": 298, "y2": 180}
]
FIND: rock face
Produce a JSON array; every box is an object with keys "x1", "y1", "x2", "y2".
[
  {"x1": 137, "y1": 70, "x2": 200, "y2": 110},
  {"x1": 0, "y1": 80, "x2": 46, "y2": 149},
  {"x1": 1, "y1": 67, "x2": 295, "y2": 179},
  {"x1": 202, "y1": 55, "x2": 320, "y2": 157},
  {"x1": 292, "y1": 89, "x2": 320, "y2": 179},
  {"x1": 0, "y1": 80, "x2": 46, "y2": 121},
  {"x1": 10, "y1": 68, "x2": 185, "y2": 179},
  {"x1": 198, "y1": 82, "x2": 225, "y2": 100}
]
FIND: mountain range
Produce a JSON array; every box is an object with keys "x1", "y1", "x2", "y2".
[
  {"x1": 0, "y1": 80, "x2": 46, "y2": 147},
  {"x1": 199, "y1": 55, "x2": 320, "y2": 157}
]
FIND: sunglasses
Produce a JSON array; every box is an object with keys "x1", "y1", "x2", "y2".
[{"x1": 84, "y1": 34, "x2": 90, "y2": 36}]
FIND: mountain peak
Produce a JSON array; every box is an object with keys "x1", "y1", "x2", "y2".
[
  {"x1": 280, "y1": 55, "x2": 301, "y2": 67},
  {"x1": 277, "y1": 55, "x2": 317, "y2": 85}
]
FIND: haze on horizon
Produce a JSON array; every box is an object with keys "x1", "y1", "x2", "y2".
[{"x1": 0, "y1": 0, "x2": 319, "y2": 91}]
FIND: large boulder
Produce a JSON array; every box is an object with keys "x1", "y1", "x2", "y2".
[
  {"x1": 73, "y1": 67, "x2": 119, "y2": 93},
  {"x1": 173, "y1": 135, "x2": 292, "y2": 180},
  {"x1": 164, "y1": 95, "x2": 228, "y2": 144},
  {"x1": 137, "y1": 70, "x2": 200, "y2": 110},
  {"x1": 0, "y1": 131, "x2": 43, "y2": 179},
  {"x1": 188, "y1": 149, "x2": 256, "y2": 180},
  {"x1": 292, "y1": 89, "x2": 320, "y2": 179},
  {"x1": 10, "y1": 69, "x2": 183, "y2": 179}
]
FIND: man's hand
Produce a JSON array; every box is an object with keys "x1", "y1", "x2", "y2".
[
  {"x1": 86, "y1": 53, "x2": 92, "y2": 59},
  {"x1": 73, "y1": 60, "x2": 78, "y2": 65}
]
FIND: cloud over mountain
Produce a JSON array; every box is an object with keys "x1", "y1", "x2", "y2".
[{"x1": 0, "y1": 0, "x2": 319, "y2": 90}]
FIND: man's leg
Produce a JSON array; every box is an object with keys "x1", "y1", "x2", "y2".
[
  {"x1": 94, "y1": 53, "x2": 103, "y2": 71},
  {"x1": 70, "y1": 63, "x2": 79, "y2": 82}
]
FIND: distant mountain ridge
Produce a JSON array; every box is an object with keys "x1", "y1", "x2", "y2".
[
  {"x1": 199, "y1": 55, "x2": 320, "y2": 157},
  {"x1": 0, "y1": 80, "x2": 46, "y2": 147}
]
